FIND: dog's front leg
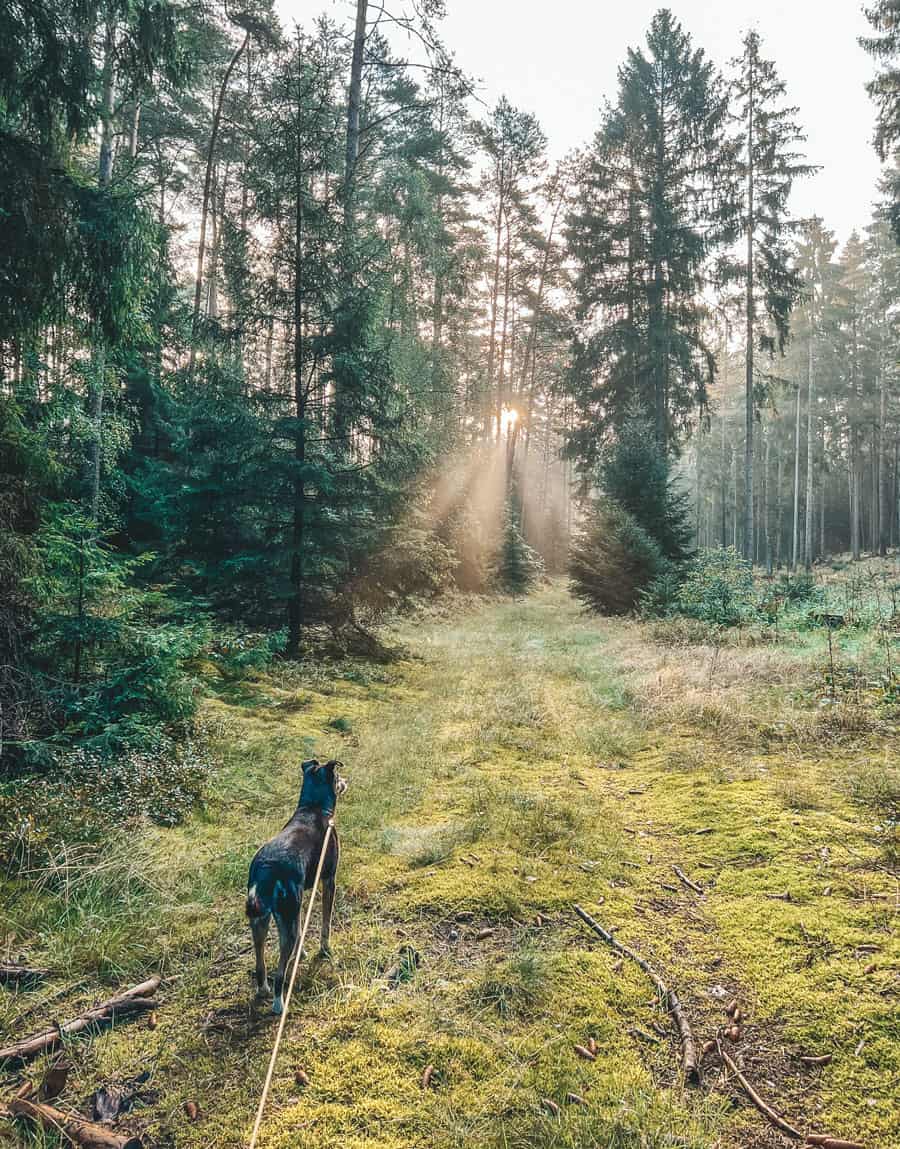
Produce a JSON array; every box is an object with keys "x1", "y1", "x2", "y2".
[
  {"x1": 272, "y1": 899, "x2": 301, "y2": 1015},
  {"x1": 319, "y1": 876, "x2": 336, "y2": 958},
  {"x1": 250, "y1": 913, "x2": 271, "y2": 997}
]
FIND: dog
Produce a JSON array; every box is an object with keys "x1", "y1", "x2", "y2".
[{"x1": 246, "y1": 758, "x2": 347, "y2": 1014}]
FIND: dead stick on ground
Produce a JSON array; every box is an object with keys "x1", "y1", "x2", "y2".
[
  {"x1": 8, "y1": 1093, "x2": 142, "y2": 1149},
  {"x1": 716, "y1": 1039, "x2": 803, "y2": 1139},
  {"x1": 0, "y1": 977, "x2": 160, "y2": 1064},
  {"x1": 672, "y1": 866, "x2": 704, "y2": 895},
  {"x1": 573, "y1": 904, "x2": 699, "y2": 1082},
  {"x1": 716, "y1": 1040, "x2": 864, "y2": 1149},
  {"x1": 0, "y1": 963, "x2": 51, "y2": 985}
]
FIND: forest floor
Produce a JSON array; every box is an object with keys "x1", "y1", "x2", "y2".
[{"x1": 2, "y1": 579, "x2": 898, "y2": 1148}]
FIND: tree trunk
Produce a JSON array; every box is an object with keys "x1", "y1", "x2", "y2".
[
  {"x1": 485, "y1": 172, "x2": 505, "y2": 438},
  {"x1": 189, "y1": 30, "x2": 250, "y2": 371},
  {"x1": 791, "y1": 380, "x2": 801, "y2": 569},
  {"x1": 287, "y1": 120, "x2": 306, "y2": 658},
  {"x1": 523, "y1": 176, "x2": 567, "y2": 459},
  {"x1": 743, "y1": 50, "x2": 755, "y2": 562},
  {"x1": 495, "y1": 210, "x2": 512, "y2": 440},
  {"x1": 763, "y1": 423, "x2": 772, "y2": 574},
  {"x1": 344, "y1": 0, "x2": 367, "y2": 227},
  {"x1": 878, "y1": 340, "x2": 890, "y2": 555},
  {"x1": 804, "y1": 332, "x2": 815, "y2": 570}
]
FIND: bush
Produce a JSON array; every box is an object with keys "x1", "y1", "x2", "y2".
[
  {"x1": 0, "y1": 735, "x2": 211, "y2": 865},
  {"x1": 773, "y1": 571, "x2": 821, "y2": 604},
  {"x1": 675, "y1": 547, "x2": 755, "y2": 626},
  {"x1": 569, "y1": 498, "x2": 665, "y2": 615}
]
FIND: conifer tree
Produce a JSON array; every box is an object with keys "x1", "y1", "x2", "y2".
[
  {"x1": 729, "y1": 30, "x2": 814, "y2": 560},
  {"x1": 567, "y1": 9, "x2": 736, "y2": 463}
]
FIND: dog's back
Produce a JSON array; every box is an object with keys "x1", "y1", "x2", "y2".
[{"x1": 246, "y1": 809, "x2": 327, "y2": 922}]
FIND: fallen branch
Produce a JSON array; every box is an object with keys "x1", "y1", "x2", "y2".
[
  {"x1": 716, "y1": 1040, "x2": 864, "y2": 1149},
  {"x1": 9, "y1": 1090, "x2": 142, "y2": 1149},
  {"x1": 672, "y1": 866, "x2": 704, "y2": 895},
  {"x1": 573, "y1": 904, "x2": 699, "y2": 1082},
  {"x1": 0, "y1": 977, "x2": 160, "y2": 1065},
  {"x1": 0, "y1": 963, "x2": 51, "y2": 985}
]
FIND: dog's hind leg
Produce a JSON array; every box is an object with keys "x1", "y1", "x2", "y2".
[
  {"x1": 319, "y1": 876, "x2": 336, "y2": 958},
  {"x1": 250, "y1": 913, "x2": 271, "y2": 997},
  {"x1": 272, "y1": 899, "x2": 301, "y2": 1015}
]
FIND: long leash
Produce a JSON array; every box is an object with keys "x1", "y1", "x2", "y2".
[{"x1": 247, "y1": 820, "x2": 334, "y2": 1149}]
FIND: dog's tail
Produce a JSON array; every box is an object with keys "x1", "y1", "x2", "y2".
[
  {"x1": 246, "y1": 872, "x2": 303, "y2": 920},
  {"x1": 245, "y1": 883, "x2": 265, "y2": 918}
]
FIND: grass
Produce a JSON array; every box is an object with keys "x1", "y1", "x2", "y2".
[{"x1": 1, "y1": 575, "x2": 898, "y2": 1148}]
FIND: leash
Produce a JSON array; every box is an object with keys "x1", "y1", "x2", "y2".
[{"x1": 247, "y1": 819, "x2": 334, "y2": 1149}]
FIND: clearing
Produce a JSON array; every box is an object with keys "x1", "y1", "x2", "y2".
[{"x1": 2, "y1": 584, "x2": 898, "y2": 1148}]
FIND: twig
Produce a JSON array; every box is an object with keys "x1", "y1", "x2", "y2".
[
  {"x1": 573, "y1": 904, "x2": 699, "y2": 1082},
  {"x1": 716, "y1": 1040, "x2": 864, "y2": 1148},
  {"x1": 716, "y1": 1038, "x2": 803, "y2": 1139},
  {"x1": 672, "y1": 866, "x2": 705, "y2": 895}
]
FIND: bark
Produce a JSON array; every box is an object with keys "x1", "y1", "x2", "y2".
[
  {"x1": 485, "y1": 170, "x2": 505, "y2": 438},
  {"x1": 495, "y1": 210, "x2": 512, "y2": 440},
  {"x1": 0, "y1": 978, "x2": 160, "y2": 1064},
  {"x1": 763, "y1": 424, "x2": 772, "y2": 574},
  {"x1": 743, "y1": 49, "x2": 755, "y2": 562},
  {"x1": 9, "y1": 1093, "x2": 142, "y2": 1149},
  {"x1": 523, "y1": 178, "x2": 567, "y2": 459},
  {"x1": 792, "y1": 379, "x2": 801, "y2": 568},
  {"x1": 878, "y1": 339, "x2": 890, "y2": 555},
  {"x1": 287, "y1": 91, "x2": 306, "y2": 658},
  {"x1": 98, "y1": 20, "x2": 116, "y2": 186},
  {"x1": 344, "y1": 0, "x2": 368, "y2": 226},
  {"x1": 804, "y1": 332, "x2": 815, "y2": 569},
  {"x1": 189, "y1": 31, "x2": 251, "y2": 370}
]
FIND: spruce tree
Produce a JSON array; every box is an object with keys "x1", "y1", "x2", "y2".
[
  {"x1": 860, "y1": 2, "x2": 900, "y2": 239},
  {"x1": 729, "y1": 29, "x2": 815, "y2": 561},
  {"x1": 567, "y1": 9, "x2": 736, "y2": 463},
  {"x1": 600, "y1": 407, "x2": 693, "y2": 564}
]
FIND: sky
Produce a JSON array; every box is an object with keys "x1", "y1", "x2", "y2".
[{"x1": 294, "y1": 1, "x2": 886, "y2": 245}]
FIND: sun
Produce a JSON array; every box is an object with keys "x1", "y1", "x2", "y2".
[{"x1": 499, "y1": 406, "x2": 519, "y2": 437}]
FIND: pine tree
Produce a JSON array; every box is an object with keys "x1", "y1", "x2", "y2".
[
  {"x1": 567, "y1": 9, "x2": 736, "y2": 462},
  {"x1": 729, "y1": 29, "x2": 814, "y2": 561},
  {"x1": 600, "y1": 407, "x2": 693, "y2": 564},
  {"x1": 495, "y1": 485, "x2": 544, "y2": 594},
  {"x1": 860, "y1": 1, "x2": 900, "y2": 239}
]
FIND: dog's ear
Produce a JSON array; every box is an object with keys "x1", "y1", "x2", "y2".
[{"x1": 325, "y1": 759, "x2": 348, "y2": 796}]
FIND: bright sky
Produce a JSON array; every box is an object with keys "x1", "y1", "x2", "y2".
[{"x1": 294, "y1": 1, "x2": 886, "y2": 245}]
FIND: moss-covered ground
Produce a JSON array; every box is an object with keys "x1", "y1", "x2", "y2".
[{"x1": 2, "y1": 583, "x2": 898, "y2": 1147}]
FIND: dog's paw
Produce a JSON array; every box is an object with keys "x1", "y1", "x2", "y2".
[
  {"x1": 254, "y1": 980, "x2": 272, "y2": 999},
  {"x1": 271, "y1": 996, "x2": 283, "y2": 1015},
  {"x1": 316, "y1": 946, "x2": 333, "y2": 962}
]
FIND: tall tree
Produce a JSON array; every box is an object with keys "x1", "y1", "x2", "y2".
[
  {"x1": 729, "y1": 29, "x2": 814, "y2": 560},
  {"x1": 861, "y1": 1, "x2": 900, "y2": 239},
  {"x1": 567, "y1": 8, "x2": 736, "y2": 468}
]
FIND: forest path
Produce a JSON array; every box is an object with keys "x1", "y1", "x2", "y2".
[{"x1": 4, "y1": 586, "x2": 897, "y2": 1148}]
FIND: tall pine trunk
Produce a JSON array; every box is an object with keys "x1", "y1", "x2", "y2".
[
  {"x1": 804, "y1": 332, "x2": 815, "y2": 570},
  {"x1": 190, "y1": 30, "x2": 250, "y2": 372},
  {"x1": 743, "y1": 52, "x2": 755, "y2": 563}
]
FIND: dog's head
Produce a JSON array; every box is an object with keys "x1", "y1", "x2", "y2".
[{"x1": 298, "y1": 758, "x2": 348, "y2": 813}]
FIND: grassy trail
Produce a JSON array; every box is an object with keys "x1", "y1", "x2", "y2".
[{"x1": 3, "y1": 586, "x2": 897, "y2": 1148}]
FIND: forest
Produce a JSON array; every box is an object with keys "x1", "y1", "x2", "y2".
[{"x1": 1, "y1": 2, "x2": 898, "y2": 1148}]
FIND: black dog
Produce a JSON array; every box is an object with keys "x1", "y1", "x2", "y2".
[{"x1": 246, "y1": 758, "x2": 347, "y2": 1014}]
